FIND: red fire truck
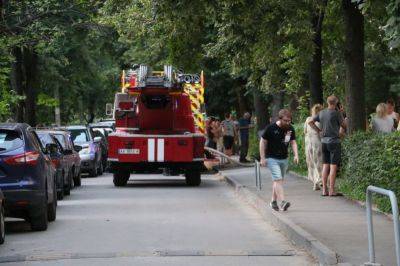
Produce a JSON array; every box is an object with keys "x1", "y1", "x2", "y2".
[{"x1": 108, "y1": 65, "x2": 205, "y2": 187}]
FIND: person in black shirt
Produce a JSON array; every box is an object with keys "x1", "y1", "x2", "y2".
[{"x1": 259, "y1": 109, "x2": 299, "y2": 211}]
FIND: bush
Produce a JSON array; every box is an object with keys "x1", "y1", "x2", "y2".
[
  {"x1": 288, "y1": 123, "x2": 308, "y2": 176},
  {"x1": 339, "y1": 131, "x2": 400, "y2": 212},
  {"x1": 287, "y1": 123, "x2": 400, "y2": 213}
]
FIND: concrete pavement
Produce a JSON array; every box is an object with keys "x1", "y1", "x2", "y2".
[
  {"x1": 0, "y1": 173, "x2": 315, "y2": 266},
  {"x1": 220, "y1": 167, "x2": 397, "y2": 266}
]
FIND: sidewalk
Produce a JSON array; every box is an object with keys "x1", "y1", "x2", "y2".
[{"x1": 220, "y1": 167, "x2": 397, "y2": 266}]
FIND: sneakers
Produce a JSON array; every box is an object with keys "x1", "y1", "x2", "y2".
[
  {"x1": 280, "y1": 201, "x2": 291, "y2": 211},
  {"x1": 270, "y1": 201, "x2": 279, "y2": 211}
]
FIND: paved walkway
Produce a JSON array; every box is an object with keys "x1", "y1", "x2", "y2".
[{"x1": 220, "y1": 167, "x2": 397, "y2": 266}]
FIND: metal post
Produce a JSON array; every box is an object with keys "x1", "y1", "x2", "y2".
[
  {"x1": 365, "y1": 185, "x2": 400, "y2": 266},
  {"x1": 255, "y1": 160, "x2": 259, "y2": 188},
  {"x1": 366, "y1": 190, "x2": 375, "y2": 264},
  {"x1": 257, "y1": 161, "x2": 261, "y2": 190}
]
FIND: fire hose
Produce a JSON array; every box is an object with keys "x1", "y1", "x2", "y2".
[{"x1": 204, "y1": 147, "x2": 255, "y2": 167}]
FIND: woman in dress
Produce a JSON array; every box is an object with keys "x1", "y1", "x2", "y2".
[{"x1": 304, "y1": 104, "x2": 323, "y2": 190}]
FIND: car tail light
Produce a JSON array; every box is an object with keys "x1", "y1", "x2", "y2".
[
  {"x1": 51, "y1": 158, "x2": 60, "y2": 167},
  {"x1": 193, "y1": 137, "x2": 205, "y2": 159},
  {"x1": 5, "y1": 151, "x2": 40, "y2": 166}
]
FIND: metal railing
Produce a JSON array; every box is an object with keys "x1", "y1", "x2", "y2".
[
  {"x1": 255, "y1": 160, "x2": 261, "y2": 190},
  {"x1": 365, "y1": 185, "x2": 400, "y2": 266}
]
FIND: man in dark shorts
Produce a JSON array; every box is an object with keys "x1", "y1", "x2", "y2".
[{"x1": 308, "y1": 95, "x2": 347, "y2": 196}]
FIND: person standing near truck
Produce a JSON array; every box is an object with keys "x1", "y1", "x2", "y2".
[{"x1": 222, "y1": 113, "x2": 236, "y2": 156}]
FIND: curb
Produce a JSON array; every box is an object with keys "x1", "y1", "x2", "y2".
[{"x1": 221, "y1": 173, "x2": 342, "y2": 266}]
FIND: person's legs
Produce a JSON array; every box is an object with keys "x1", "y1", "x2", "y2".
[
  {"x1": 328, "y1": 164, "x2": 338, "y2": 195},
  {"x1": 328, "y1": 143, "x2": 341, "y2": 196},
  {"x1": 274, "y1": 180, "x2": 285, "y2": 201},
  {"x1": 240, "y1": 136, "x2": 249, "y2": 161},
  {"x1": 321, "y1": 143, "x2": 331, "y2": 195},
  {"x1": 321, "y1": 164, "x2": 329, "y2": 195},
  {"x1": 268, "y1": 158, "x2": 281, "y2": 210}
]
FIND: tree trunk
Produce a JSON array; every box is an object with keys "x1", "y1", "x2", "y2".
[
  {"x1": 23, "y1": 48, "x2": 38, "y2": 126},
  {"x1": 343, "y1": 0, "x2": 366, "y2": 132},
  {"x1": 253, "y1": 89, "x2": 269, "y2": 134},
  {"x1": 309, "y1": 1, "x2": 327, "y2": 105},
  {"x1": 234, "y1": 85, "x2": 246, "y2": 117},
  {"x1": 10, "y1": 47, "x2": 24, "y2": 122},
  {"x1": 271, "y1": 91, "x2": 284, "y2": 120}
]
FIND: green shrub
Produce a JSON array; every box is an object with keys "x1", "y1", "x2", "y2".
[
  {"x1": 248, "y1": 127, "x2": 260, "y2": 160},
  {"x1": 288, "y1": 123, "x2": 308, "y2": 176},
  {"x1": 339, "y1": 131, "x2": 400, "y2": 212}
]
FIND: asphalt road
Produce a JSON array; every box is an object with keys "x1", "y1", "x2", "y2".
[{"x1": 0, "y1": 173, "x2": 315, "y2": 266}]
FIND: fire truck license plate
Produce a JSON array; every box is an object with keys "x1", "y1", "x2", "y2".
[{"x1": 118, "y1": 149, "x2": 140, "y2": 155}]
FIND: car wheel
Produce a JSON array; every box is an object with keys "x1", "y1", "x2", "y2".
[
  {"x1": 97, "y1": 161, "x2": 103, "y2": 176},
  {"x1": 30, "y1": 201, "x2": 48, "y2": 231},
  {"x1": 89, "y1": 164, "x2": 98, "y2": 177},
  {"x1": 185, "y1": 170, "x2": 201, "y2": 186},
  {"x1": 0, "y1": 204, "x2": 5, "y2": 244},
  {"x1": 48, "y1": 180, "x2": 57, "y2": 222},
  {"x1": 113, "y1": 170, "x2": 130, "y2": 187},
  {"x1": 57, "y1": 176, "x2": 64, "y2": 200},
  {"x1": 74, "y1": 170, "x2": 82, "y2": 187},
  {"x1": 64, "y1": 172, "x2": 71, "y2": 196}
]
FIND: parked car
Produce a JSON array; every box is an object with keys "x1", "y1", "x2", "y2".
[
  {"x1": 36, "y1": 130, "x2": 81, "y2": 199},
  {"x1": 0, "y1": 189, "x2": 5, "y2": 244},
  {"x1": 51, "y1": 130, "x2": 82, "y2": 187},
  {"x1": 0, "y1": 123, "x2": 57, "y2": 231},
  {"x1": 66, "y1": 125, "x2": 102, "y2": 177},
  {"x1": 89, "y1": 126, "x2": 109, "y2": 171}
]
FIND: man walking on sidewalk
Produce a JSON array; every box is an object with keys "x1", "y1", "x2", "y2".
[
  {"x1": 308, "y1": 95, "x2": 347, "y2": 196},
  {"x1": 260, "y1": 109, "x2": 299, "y2": 211}
]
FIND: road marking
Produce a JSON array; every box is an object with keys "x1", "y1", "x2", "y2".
[{"x1": 0, "y1": 250, "x2": 296, "y2": 263}]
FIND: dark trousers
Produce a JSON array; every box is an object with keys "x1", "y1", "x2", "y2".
[{"x1": 240, "y1": 136, "x2": 249, "y2": 161}]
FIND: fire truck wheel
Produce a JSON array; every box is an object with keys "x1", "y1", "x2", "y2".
[
  {"x1": 185, "y1": 171, "x2": 201, "y2": 186},
  {"x1": 113, "y1": 171, "x2": 130, "y2": 187}
]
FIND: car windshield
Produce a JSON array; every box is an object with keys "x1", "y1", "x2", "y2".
[
  {"x1": 36, "y1": 132, "x2": 54, "y2": 146},
  {"x1": 54, "y1": 134, "x2": 67, "y2": 149},
  {"x1": 0, "y1": 129, "x2": 23, "y2": 153},
  {"x1": 70, "y1": 129, "x2": 89, "y2": 142}
]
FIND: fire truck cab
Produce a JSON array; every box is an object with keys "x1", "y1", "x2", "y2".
[{"x1": 108, "y1": 65, "x2": 205, "y2": 186}]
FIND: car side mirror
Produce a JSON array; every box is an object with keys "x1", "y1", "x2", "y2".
[
  {"x1": 46, "y1": 143, "x2": 59, "y2": 154},
  {"x1": 94, "y1": 136, "x2": 102, "y2": 143},
  {"x1": 74, "y1": 145, "x2": 82, "y2": 152}
]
